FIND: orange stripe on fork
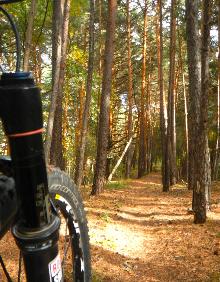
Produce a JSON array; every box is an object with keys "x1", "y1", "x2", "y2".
[{"x1": 8, "y1": 128, "x2": 44, "y2": 138}]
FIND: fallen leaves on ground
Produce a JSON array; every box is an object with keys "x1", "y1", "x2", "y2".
[
  {"x1": 85, "y1": 174, "x2": 220, "y2": 282},
  {"x1": 0, "y1": 173, "x2": 220, "y2": 281}
]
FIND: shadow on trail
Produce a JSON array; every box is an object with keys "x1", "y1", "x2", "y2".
[
  {"x1": 91, "y1": 244, "x2": 210, "y2": 282},
  {"x1": 87, "y1": 173, "x2": 220, "y2": 282},
  {"x1": 88, "y1": 209, "x2": 191, "y2": 228}
]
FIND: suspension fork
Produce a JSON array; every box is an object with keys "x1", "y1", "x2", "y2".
[{"x1": 0, "y1": 72, "x2": 63, "y2": 282}]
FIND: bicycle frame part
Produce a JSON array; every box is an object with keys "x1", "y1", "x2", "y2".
[
  {"x1": 0, "y1": 0, "x2": 24, "y2": 4},
  {"x1": 0, "y1": 72, "x2": 63, "y2": 282}
]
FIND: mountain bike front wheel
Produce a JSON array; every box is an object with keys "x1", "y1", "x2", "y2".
[{"x1": 48, "y1": 168, "x2": 91, "y2": 282}]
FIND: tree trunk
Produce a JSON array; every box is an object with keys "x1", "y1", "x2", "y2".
[
  {"x1": 125, "y1": 0, "x2": 133, "y2": 179},
  {"x1": 108, "y1": 136, "x2": 133, "y2": 182},
  {"x1": 186, "y1": 0, "x2": 212, "y2": 224},
  {"x1": 50, "y1": 0, "x2": 70, "y2": 169},
  {"x1": 156, "y1": 0, "x2": 169, "y2": 191},
  {"x1": 44, "y1": 0, "x2": 64, "y2": 162},
  {"x1": 74, "y1": 0, "x2": 95, "y2": 187},
  {"x1": 167, "y1": 0, "x2": 177, "y2": 186},
  {"x1": 75, "y1": 84, "x2": 85, "y2": 152},
  {"x1": 91, "y1": 0, "x2": 117, "y2": 195},
  {"x1": 178, "y1": 31, "x2": 189, "y2": 181},
  {"x1": 138, "y1": 2, "x2": 147, "y2": 178},
  {"x1": 212, "y1": 1, "x2": 220, "y2": 180},
  {"x1": 96, "y1": 0, "x2": 103, "y2": 141},
  {"x1": 193, "y1": 0, "x2": 212, "y2": 223},
  {"x1": 185, "y1": 0, "x2": 201, "y2": 192},
  {"x1": 183, "y1": 73, "x2": 189, "y2": 181},
  {"x1": 23, "y1": 0, "x2": 37, "y2": 72},
  {"x1": 146, "y1": 71, "x2": 152, "y2": 174}
]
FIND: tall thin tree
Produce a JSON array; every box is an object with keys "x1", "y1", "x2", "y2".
[
  {"x1": 74, "y1": 0, "x2": 95, "y2": 187},
  {"x1": 185, "y1": 0, "x2": 201, "y2": 192},
  {"x1": 213, "y1": 0, "x2": 220, "y2": 180},
  {"x1": 186, "y1": 0, "x2": 212, "y2": 223},
  {"x1": 125, "y1": 0, "x2": 134, "y2": 178},
  {"x1": 44, "y1": 0, "x2": 64, "y2": 162},
  {"x1": 192, "y1": 0, "x2": 212, "y2": 223},
  {"x1": 50, "y1": 0, "x2": 71, "y2": 169},
  {"x1": 156, "y1": 0, "x2": 169, "y2": 191},
  {"x1": 91, "y1": 0, "x2": 117, "y2": 195},
  {"x1": 23, "y1": 0, "x2": 37, "y2": 71},
  {"x1": 138, "y1": 0, "x2": 148, "y2": 178},
  {"x1": 167, "y1": 0, "x2": 177, "y2": 186}
]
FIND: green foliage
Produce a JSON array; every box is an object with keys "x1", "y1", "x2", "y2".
[
  {"x1": 99, "y1": 212, "x2": 111, "y2": 223},
  {"x1": 71, "y1": 0, "x2": 88, "y2": 16},
  {"x1": 92, "y1": 272, "x2": 104, "y2": 282},
  {"x1": 208, "y1": 272, "x2": 220, "y2": 282},
  {"x1": 0, "y1": 0, "x2": 219, "y2": 182},
  {"x1": 105, "y1": 181, "x2": 128, "y2": 190}
]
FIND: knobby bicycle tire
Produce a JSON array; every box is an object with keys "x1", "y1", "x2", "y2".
[{"x1": 48, "y1": 168, "x2": 91, "y2": 282}]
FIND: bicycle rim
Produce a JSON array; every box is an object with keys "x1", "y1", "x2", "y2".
[{"x1": 52, "y1": 194, "x2": 85, "y2": 281}]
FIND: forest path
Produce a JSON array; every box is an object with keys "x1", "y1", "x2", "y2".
[{"x1": 85, "y1": 173, "x2": 220, "y2": 282}]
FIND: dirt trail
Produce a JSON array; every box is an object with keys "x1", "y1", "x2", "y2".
[{"x1": 85, "y1": 173, "x2": 220, "y2": 282}]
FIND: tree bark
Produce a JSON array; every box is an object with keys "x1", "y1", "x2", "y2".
[
  {"x1": 91, "y1": 0, "x2": 117, "y2": 195},
  {"x1": 138, "y1": 1, "x2": 147, "y2": 178},
  {"x1": 185, "y1": 0, "x2": 201, "y2": 192},
  {"x1": 74, "y1": 0, "x2": 95, "y2": 187},
  {"x1": 50, "y1": 0, "x2": 70, "y2": 169},
  {"x1": 212, "y1": 0, "x2": 220, "y2": 180},
  {"x1": 44, "y1": 0, "x2": 64, "y2": 162},
  {"x1": 193, "y1": 0, "x2": 212, "y2": 223},
  {"x1": 167, "y1": 0, "x2": 177, "y2": 186},
  {"x1": 125, "y1": 0, "x2": 134, "y2": 178},
  {"x1": 108, "y1": 136, "x2": 133, "y2": 182},
  {"x1": 23, "y1": 0, "x2": 37, "y2": 72},
  {"x1": 186, "y1": 0, "x2": 212, "y2": 223},
  {"x1": 156, "y1": 0, "x2": 169, "y2": 191},
  {"x1": 178, "y1": 31, "x2": 189, "y2": 181},
  {"x1": 183, "y1": 73, "x2": 189, "y2": 180}
]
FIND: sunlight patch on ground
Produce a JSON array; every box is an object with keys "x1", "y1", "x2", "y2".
[
  {"x1": 89, "y1": 222, "x2": 155, "y2": 259},
  {"x1": 207, "y1": 211, "x2": 220, "y2": 221},
  {"x1": 143, "y1": 181, "x2": 162, "y2": 187},
  {"x1": 117, "y1": 210, "x2": 190, "y2": 223}
]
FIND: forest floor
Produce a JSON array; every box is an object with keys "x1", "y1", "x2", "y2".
[
  {"x1": 84, "y1": 173, "x2": 220, "y2": 282},
  {"x1": 1, "y1": 173, "x2": 220, "y2": 281}
]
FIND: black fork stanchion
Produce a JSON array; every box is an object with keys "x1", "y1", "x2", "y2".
[{"x1": 0, "y1": 72, "x2": 63, "y2": 282}]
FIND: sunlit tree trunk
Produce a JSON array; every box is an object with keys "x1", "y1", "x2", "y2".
[
  {"x1": 75, "y1": 84, "x2": 85, "y2": 152},
  {"x1": 74, "y1": 0, "x2": 95, "y2": 188},
  {"x1": 167, "y1": 0, "x2": 177, "y2": 186},
  {"x1": 213, "y1": 1, "x2": 220, "y2": 180},
  {"x1": 156, "y1": 0, "x2": 169, "y2": 191},
  {"x1": 185, "y1": 0, "x2": 201, "y2": 192},
  {"x1": 125, "y1": 0, "x2": 134, "y2": 178},
  {"x1": 183, "y1": 73, "x2": 189, "y2": 180},
  {"x1": 44, "y1": 0, "x2": 64, "y2": 161},
  {"x1": 138, "y1": 1, "x2": 147, "y2": 178},
  {"x1": 50, "y1": 0, "x2": 70, "y2": 169},
  {"x1": 91, "y1": 0, "x2": 117, "y2": 195},
  {"x1": 178, "y1": 31, "x2": 188, "y2": 181},
  {"x1": 192, "y1": 0, "x2": 212, "y2": 223},
  {"x1": 96, "y1": 0, "x2": 103, "y2": 140},
  {"x1": 23, "y1": 0, "x2": 37, "y2": 71},
  {"x1": 186, "y1": 0, "x2": 212, "y2": 223},
  {"x1": 109, "y1": 136, "x2": 133, "y2": 182},
  {"x1": 146, "y1": 71, "x2": 152, "y2": 174}
]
